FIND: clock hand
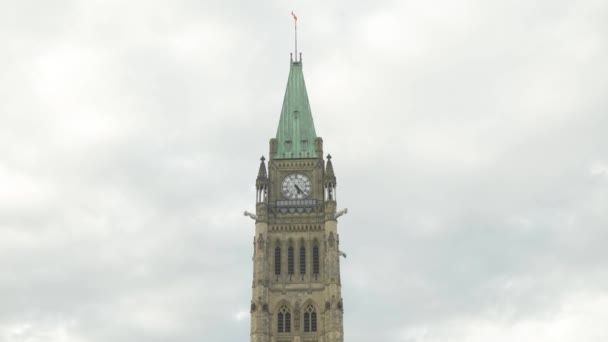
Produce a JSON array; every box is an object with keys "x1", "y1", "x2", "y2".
[{"x1": 294, "y1": 184, "x2": 304, "y2": 194}]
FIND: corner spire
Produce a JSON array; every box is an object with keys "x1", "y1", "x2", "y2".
[
  {"x1": 274, "y1": 58, "x2": 318, "y2": 159},
  {"x1": 325, "y1": 154, "x2": 336, "y2": 185},
  {"x1": 255, "y1": 156, "x2": 268, "y2": 204},
  {"x1": 256, "y1": 156, "x2": 268, "y2": 183}
]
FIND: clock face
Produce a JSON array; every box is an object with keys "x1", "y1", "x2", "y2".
[{"x1": 281, "y1": 173, "x2": 312, "y2": 199}]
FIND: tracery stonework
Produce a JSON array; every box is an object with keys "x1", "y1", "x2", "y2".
[{"x1": 249, "y1": 55, "x2": 346, "y2": 342}]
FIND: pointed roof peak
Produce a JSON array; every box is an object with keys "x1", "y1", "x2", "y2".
[
  {"x1": 274, "y1": 56, "x2": 318, "y2": 159},
  {"x1": 325, "y1": 154, "x2": 336, "y2": 185},
  {"x1": 257, "y1": 156, "x2": 267, "y2": 177},
  {"x1": 326, "y1": 154, "x2": 335, "y2": 176},
  {"x1": 256, "y1": 156, "x2": 268, "y2": 185}
]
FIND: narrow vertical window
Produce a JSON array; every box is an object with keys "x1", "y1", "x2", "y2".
[
  {"x1": 275, "y1": 247, "x2": 281, "y2": 275},
  {"x1": 288, "y1": 246, "x2": 294, "y2": 275},
  {"x1": 278, "y1": 306, "x2": 290, "y2": 333},
  {"x1": 313, "y1": 245, "x2": 319, "y2": 275},
  {"x1": 285, "y1": 311, "x2": 291, "y2": 332},
  {"x1": 304, "y1": 311, "x2": 310, "y2": 332},
  {"x1": 299, "y1": 246, "x2": 306, "y2": 274},
  {"x1": 278, "y1": 311, "x2": 284, "y2": 333},
  {"x1": 304, "y1": 305, "x2": 317, "y2": 333}
]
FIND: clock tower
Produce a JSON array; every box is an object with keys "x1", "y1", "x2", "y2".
[{"x1": 247, "y1": 54, "x2": 346, "y2": 342}]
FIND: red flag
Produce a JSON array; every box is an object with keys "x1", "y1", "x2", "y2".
[{"x1": 291, "y1": 11, "x2": 298, "y2": 22}]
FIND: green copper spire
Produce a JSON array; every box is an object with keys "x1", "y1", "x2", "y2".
[{"x1": 274, "y1": 59, "x2": 318, "y2": 159}]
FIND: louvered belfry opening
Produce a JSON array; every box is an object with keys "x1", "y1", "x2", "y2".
[
  {"x1": 288, "y1": 246, "x2": 294, "y2": 275},
  {"x1": 274, "y1": 246, "x2": 281, "y2": 275}
]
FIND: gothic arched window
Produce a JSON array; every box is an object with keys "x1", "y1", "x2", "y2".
[
  {"x1": 299, "y1": 245, "x2": 306, "y2": 274},
  {"x1": 278, "y1": 305, "x2": 291, "y2": 333},
  {"x1": 312, "y1": 245, "x2": 320, "y2": 275},
  {"x1": 288, "y1": 246, "x2": 294, "y2": 275},
  {"x1": 274, "y1": 246, "x2": 281, "y2": 275},
  {"x1": 303, "y1": 305, "x2": 317, "y2": 332}
]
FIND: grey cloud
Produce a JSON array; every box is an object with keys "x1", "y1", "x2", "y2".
[{"x1": 1, "y1": 0, "x2": 608, "y2": 341}]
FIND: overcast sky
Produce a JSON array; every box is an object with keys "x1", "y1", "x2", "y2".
[{"x1": 1, "y1": 0, "x2": 608, "y2": 341}]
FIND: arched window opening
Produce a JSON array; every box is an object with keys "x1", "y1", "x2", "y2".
[
  {"x1": 304, "y1": 305, "x2": 317, "y2": 332},
  {"x1": 278, "y1": 305, "x2": 291, "y2": 333},
  {"x1": 288, "y1": 246, "x2": 294, "y2": 275},
  {"x1": 274, "y1": 246, "x2": 281, "y2": 275},
  {"x1": 313, "y1": 245, "x2": 320, "y2": 275},
  {"x1": 299, "y1": 246, "x2": 306, "y2": 275}
]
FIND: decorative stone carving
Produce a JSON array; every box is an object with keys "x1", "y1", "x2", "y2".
[
  {"x1": 333, "y1": 208, "x2": 348, "y2": 219},
  {"x1": 244, "y1": 211, "x2": 258, "y2": 220},
  {"x1": 294, "y1": 300, "x2": 301, "y2": 330}
]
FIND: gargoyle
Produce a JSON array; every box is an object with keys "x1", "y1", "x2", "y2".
[
  {"x1": 243, "y1": 211, "x2": 257, "y2": 220},
  {"x1": 334, "y1": 208, "x2": 348, "y2": 219}
]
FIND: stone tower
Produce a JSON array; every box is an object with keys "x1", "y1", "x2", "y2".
[{"x1": 248, "y1": 55, "x2": 346, "y2": 342}]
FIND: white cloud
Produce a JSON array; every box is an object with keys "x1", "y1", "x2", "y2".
[
  {"x1": 234, "y1": 310, "x2": 249, "y2": 322},
  {"x1": 397, "y1": 291, "x2": 608, "y2": 342},
  {"x1": 590, "y1": 162, "x2": 608, "y2": 177},
  {"x1": 0, "y1": 320, "x2": 84, "y2": 342},
  {"x1": 0, "y1": 164, "x2": 53, "y2": 211}
]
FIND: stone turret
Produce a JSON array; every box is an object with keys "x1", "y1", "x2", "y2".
[{"x1": 325, "y1": 154, "x2": 337, "y2": 202}]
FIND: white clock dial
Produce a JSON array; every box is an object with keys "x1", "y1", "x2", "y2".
[{"x1": 281, "y1": 173, "x2": 312, "y2": 199}]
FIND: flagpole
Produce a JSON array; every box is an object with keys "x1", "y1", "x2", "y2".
[{"x1": 292, "y1": 11, "x2": 298, "y2": 62}]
